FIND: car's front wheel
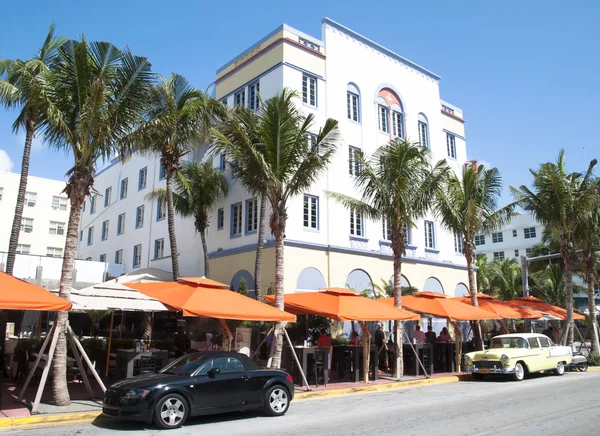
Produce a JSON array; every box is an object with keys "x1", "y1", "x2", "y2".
[
  {"x1": 154, "y1": 394, "x2": 189, "y2": 429},
  {"x1": 512, "y1": 363, "x2": 525, "y2": 381},
  {"x1": 264, "y1": 385, "x2": 290, "y2": 416},
  {"x1": 554, "y1": 361, "x2": 565, "y2": 376}
]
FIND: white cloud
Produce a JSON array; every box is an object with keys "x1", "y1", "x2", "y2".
[{"x1": 0, "y1": 149, "x2": 14, "y2": 172}]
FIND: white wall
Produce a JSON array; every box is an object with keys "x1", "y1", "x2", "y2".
[{"x1": 477, "y1": 214, "x2": 543, "y2": 261}]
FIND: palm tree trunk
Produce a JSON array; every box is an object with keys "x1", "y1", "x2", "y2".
[
  {"x1": 585, "y1": 255, "x2": 600, "y2": 357},
  {"x1": 561, "y1": 255, "x2": 574, "y2": 346},
  {"x1": 165, "y1": 172, "x2": 180, "y2": 280},
  {"x1": 269, "y1": 208, "x2": 285, "y2": 369},
  {"x1": 52, "y1": 191, "x2": 84, "y2": 406},
  {"x1": 392, "y1": 246, "x2": 404, "y2": 380},
  {"x1": 254, "y1": 194, "x2": 267, "y2": 301},
  {"x1": 200, "y1": 228, "x2": 209, "y2": 278},
  {"x1": 465, "y1": 243, "x2": 483, "y2": 350}
]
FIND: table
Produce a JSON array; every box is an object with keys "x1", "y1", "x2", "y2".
[
  {"x1": 432, "y1": 343, "x2": 456, "y2": 373},
  {"x1": 333, "y1": 346, "x2": 378, "y2": 383},
  {"x1": 402, "y1": 343, "x2": 434, "y2": 376},
  {"x1": 292, "y1": 346, "x2": 329, "y2": 388},
  {"x1": 115, "y1": 349, "x2": 169, "y2": 379}
]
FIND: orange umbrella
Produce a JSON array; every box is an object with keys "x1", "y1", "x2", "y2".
[
  {"x1": 264, "y1": 288, "x2": 419, "y2": 321},
  {"x1": 179, "y1": 277, "x2": 228, "y2": 288},
  {"x1": 453, "y1": 294, "x2": 543, "y2": 319},
  {"x1": 126, "y1": 281, "x2": 295, "y2": 322},
  {"x1": 0, "y1": 272, "x2": 71, "y2": 311},
  {"x1": 506, "y1": 296, "x2": 585, "y2": 321},
  {"x1": 381, "y1": 292, "x2": 501, "y2": 321}
]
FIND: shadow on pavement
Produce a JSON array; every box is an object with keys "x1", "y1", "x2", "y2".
[{"x1": 460, "y1": 371, "x2": 571, "y2": 383}]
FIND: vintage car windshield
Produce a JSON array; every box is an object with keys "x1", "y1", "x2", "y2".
[
  {"x1": 160, "y1": 354, "x2": 210, "y2": 375},
  {"x1": 491, "y1": 337, "x2": 529, "y2": 349}
]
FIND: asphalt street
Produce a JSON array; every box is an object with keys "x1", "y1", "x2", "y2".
[{"x1": 6, "y1": 371, "x2": 600, "y2": 436}]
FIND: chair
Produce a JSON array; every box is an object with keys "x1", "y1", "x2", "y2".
[{"x1": 314, "y1": 347, "x2": 328, "y2": 387}]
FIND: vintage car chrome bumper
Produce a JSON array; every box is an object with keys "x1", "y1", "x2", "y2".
[{"x1": 465, "y1": 366, "x2": 515, "y2": 374}]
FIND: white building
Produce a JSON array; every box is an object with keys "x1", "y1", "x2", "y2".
[
  {"x1": 77, "y1": 18, "x2": 473, "y2": 297},
  {"x1": 0, "y1": 171, "x2": 71, "y2": 260},
  {"x1": 475, "y1": 213, "x2": 543, "y2": 262}
]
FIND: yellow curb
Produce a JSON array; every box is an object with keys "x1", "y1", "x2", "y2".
[
  {"x1": 587, "y1": 366, "x2": 598, "y2": 371},
  {"x1": 0, "y1": 411, "x2": 101, "y2": 431},
  {"x1": 294, "y1": 375, "x2": 462, "y2": 401}
]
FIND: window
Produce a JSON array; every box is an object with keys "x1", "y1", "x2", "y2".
[
  {"x1": 231, "y1": 203, "x2": 242, "y2": 237},
  {"x1": 392, "y1": 111, "x2": 403, "y2": 138},
  {"x1": 493, "y1": 251, "x2": 505, "y2": 261},
  {"x1": 104, "y1": 187, "x2": 112, "y2": 207},
  {"x1": 99, "y1": 254, "x2": 106, "y2": 262},
  {"x1": 524, "y1": 227, "x2": 536, "y2": 239},
  {"x1": 347, "y1": 89, "x2": 359, "y2": 122},
  {"x1": 474, "y1": 235, "x2": 486, "y2": 246},
  {"x1": 90, "y1": 195, "x2": 97, "y2": 214},
  {"x1": 120, "y1": 178, "x2": 128, "y2": 199},
  {"x1": 526, "y1": 248, "x2": 533, "y2": 257},
  {"x1": 234, "y1": 90, "x2": 245, "y2": 107},
  {"x1": 102, "y1": 220, "x2": 109, "y2": 240},
  {"x1": 442, "y1": 105, "x2": 454, "y2": 115},
  {"x1": 117, "y1": 213, "x2": 125, "y2": 235},
  {"x1": 217, "y1": 208, "x2": 224, "y2": 230},
  {"x1": 21, "y1": 218, "x2": 33, "y2": 233},
  {"x1": 154, "y1": 238, "x2": 165, "y2": 259},
  {"x1": 82, "y1": 200, "x2": 86, "y2": 212},
  {"x1": 87, "y1": 227, "x2": 94, "y2": 245},
  {"x1": 49, "y1": 221, "x2": 65, "y2": 236},
  {"x1": 514, "y1": 249, "x2": 519, "y2": 257},
  {"x1": 16, "y1": 244, "x2": 30, "y2": 254},
  {"x1": 492, "y1": 231, "x2": 504, "y2": 243},
  {"x1": 25, "y1": 191, "x2": 37, "y2": 207},
  {"x1": 404, "y1": 223, "x2": 412, "y2": 244},
  {"x1": 446, "y1": 133, "x2": 456, "y2": 159},
  {"x1": 138, "y1": 167, "x2": 147, "y2": 190},
  {"x1": 246, "y1": 198, "x2": 258, "y2": 234},
  {"x1": 115, "y1": 249, "x2": 123, "y2": 264},
  {"x1": 79, "y1": 230, "x2": 82, "y2": 241},
  {"x1": 528, "y1": 338, "x2": 540, "y2": 348},
  {"x1": 52, "y1": 196, "x2": 68, "y2": 211},
  {"x1": 156, "y1": 198, "x2": 166, "y2": 221},
  {"x1": 46, "y1": 247, "x2": 63, "y2": 258},
  {"x1": 307, "y1": 133, "x2": 318, "y2": 151},
  {"x1": 133, "y1": 244, "x2": 142, "y2": 268},
  {"x1": 303, "y1": 195, "x2": 319, "y2": 230},
  {"x1": 159, "y1": 161, "x2": 166, "y2": 181},
  {"x1": 350, "y1": 209, "x2": 364, "y2": 237},
  {"x1": 454, "y1": 234, "x2": 463, "y2": 254},
  {"x1": 382, "y1": 219, "x2": 391, "y2": 241},
  {"x1": 136, "y1": 205, "x2": 144, "y2": 229},
  {"x1": 512, "y1": 229, "x2": 517, "y2": 237},
  {"x1": 219, "y1": 154, "x2": 226, "y2": 171},
  {"x1": 539, "y1": 337, "x2": 550, "y2": 347},
  {"x1": 348, "y1": 146, "x2": 362, "y2": 176},
  {"x1": 424, "y1": 220, "x2": 436, "y2": 249},
  {"x1": 302, "y1": 75, "x2": 316, "y2": 106},
  {"x1": 249, "y1": 82, "x2": 260, "y2": 111},
  {"x1": 211, "y1": 356, "x2": 246, "y2": 373},
  {"x1": 418, "y1": 114, "x2": 429, "y2": 148},
  {"x1": 378, "y1": 105, "x2": 388, "y2": 133},
  {"x1": 0, "y1": 187, "x2": 3, "y2": 200}
]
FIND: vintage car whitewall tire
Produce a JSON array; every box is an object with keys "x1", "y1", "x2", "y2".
[
  {"x1": 512, "y1": 363, "x2": 525, "y2": 381},
  {"x1": 554, "y1": 361, "x2": 565, "y2": 376}
]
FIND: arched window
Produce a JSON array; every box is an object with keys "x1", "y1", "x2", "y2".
[
  {"x1": 423, "y1": 276, "x2": 444, "y2": 294},
  {"x1": 376, "y1": 96, "x2": 388, "y2": 133},
  {"x1": 347, "y1": 83, "x2": 360, "y2": 122},
  {"x1": 346, "y1": 269, "x2": 374, "y2": 293},
  {"x1": 418, "y1": 113, "x2": 429, "y2": 148},
  {"x1": 455, "y1": 283, "x2": 469, "y2": 297},
  {"x1": 391, "y1": 103, "x2": 404, "y2": 139},
  {"x1": 377, "y1": 88, "x2": 403, "y2": 136},
  {"x1": 296, "y1": 267, "x2": 326, "y2": 292}
]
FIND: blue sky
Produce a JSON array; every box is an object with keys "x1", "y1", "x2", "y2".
[{"x1": 0, "y1": 0, "x2": 598, "y2": 206}]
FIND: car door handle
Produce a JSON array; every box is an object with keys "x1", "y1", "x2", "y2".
[{"x1": 242, "y1": 375, "x2": 250, "y2": 382}]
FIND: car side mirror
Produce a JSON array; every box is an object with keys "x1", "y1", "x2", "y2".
[{"x1": 207, "y1": 368, "x2": 221, "y2": 378}]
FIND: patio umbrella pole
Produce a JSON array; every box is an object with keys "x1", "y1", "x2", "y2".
[
  {"x1": 66, "y1": 330, "x2": 94, "y2": 399},
  {"x1": 449, "y1": 320, "x2": 463, "y2": 373},
  {"x1": 250, "y1": 327, "x2": 273, "y2": 360},
  {"x1": 358, "y1": 321, "x2": 371, "y2": 384},
  {"x1": 106, "y1": 310, "x2": 115, "y2": 377},
  {"x1": 31, "y1": 321, "x2": 61, "y2": 413},
  {"x1": 282, "y1": 327, "x2": 310, "y2": 390},
  {"x1": 402, "y1": 331, "x2": 430, "y2": 378},
  {"x1": 18, "y1": 324, "x2": 55, "y2": 401},
  {"x1": 219, "y1": 319, "x2": 233, "y2": 351}
]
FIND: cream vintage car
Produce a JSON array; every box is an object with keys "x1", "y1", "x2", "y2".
[{"x1": 464, "y1": 333, "x2": 572, "y2": 381}]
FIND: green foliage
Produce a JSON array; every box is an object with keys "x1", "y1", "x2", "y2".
[
  {"x1": 587, "y1": 355, "x2": 600, "y2": 366},
  {"x1": 80, "y1": 337, "x2": 105, "y2": 353},
  {"x1": 488, "y1": 258, "x2": 523, "y2": 301},
  {"x1": 266, "y1": 283, "x2": 275, "y2": 296},
  {"x1": 237, "y1": 277, "x2": 249, "y2": 296}
]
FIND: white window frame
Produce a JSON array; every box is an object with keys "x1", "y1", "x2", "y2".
[
  {"x1": 526, "y1": 248, "x2": 533, "y2": 257},
  {"x1": 347, "y1": 91, "x2": 359, "y2": 122},
  {"x1": 136, "y1": 205, "x2": 144, "y2": 229},
  {"x1": 133, "y1": 244, "x2": 142, "y2": 268},
  {"x1": 424, "y1": 220, "x2": 436, "y2": 249},
  {"x1": 348, "y1": 146, "x2": 362, "y2": 176},
  {"x1": 392, "y1": 111, "x2": 403, "y2": 138},
  {"x1": 154, "y1": 238, "x2": 165, "y2": 259},
  {"x1": 21, "y1": 217, "x2": 34, "y2": 233},
  {"x1": 493, "y1": 251, "x2": 505, "y2": 261},
  {"x1": 382, "y1": 219, "x2": 391, "y2": 241},
  {"x1": 46, "y1": 247, "x2": 63, "y2": 258},
  {"x1": 492, "y1": 231, "x2": 504, "y2": 243},
  {"x1": 217, "y1": 208, "x2": 224, "y2": 230},
  {"x1": 115, "y1": 249, "x2": 123, "y2": 264},
  {"x1": 234, "y1": 89, "x2": 245, "y2": 107},
  {"x1": 231, "y1": 202, "x2": 243, "y2": 237},
  {"x1": 25, "y1": 191, "x2": 37, "y2": 207},
  {"x1": 514, "y1": 249, "x2": 519, "y2": 257},
  {"x1": 120, "y1": 178, "x2": 128, "y2": 199},
  {"x1": 246, "y1": 198, "x2": 258, "y2": 234},
  {"x1": 524, "y1": 227, "x2": 536, "y2": 239},
  {"x1": 104, "y1": 187, "x2": 112, "y2": 207},
  {"x1": 350, "y1": 209, "x2": 364, "y2": 237},
  {"x1": 248, "y1": 81, "x2": 260, "y2": 110},
  {"x1": 87, "y1": 227, "x2": 94, "y2": 245},
  {"x1": 378, "y1": 105, "x2": 388, "y2": 133},
  {"x1": 157, "y1": 198, "x2": 166, "y2": 221},
  {"x1": 52, "y1": 196, "x2": 68, "y2": 211},
  {"x1": 454, "y1": 234, "x2": 464, "y2": 254},
  {"x1": 117, "y1": 213, "x2": 126, "y2": 235},
  {"x1": 90, "y1": 195, "x2": 97, "y2": 214},
  {"x1": 49, "y1": 221, "x2": 65, "y2": 236},
  {"x1": 446, "y1": 133, "x2": 456, "y2": 159},
  {"x1": 138, "y1": 167, "x2": 147, "y2": 190},
  {"x1": 16, "y1": 244, "x2": 30, "y2": 254},
  {"x1": 512, "y1": 229, "x2": 517, "y2": 237},
  {"x1": 475, "y1": 234, "x2": 486, "y2": 246},
  {"x1": 418, "y1": 120, "x2": 429, "y2": 148},
  {"x1": 99, "y1": 254, "x2": 106, "y2": 263},
  {"x1": 303, "y1": 195, "x2": 319, "y2": 230},
  {"x1": 102, "y1": 220, "x2": 109, "y2": 241},
  {"x1": 302, "y1": 74, "x2": 316, "y2": 107}
]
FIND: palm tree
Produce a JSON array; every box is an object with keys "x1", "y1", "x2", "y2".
[
  {"x1": 476, "y1": 256, "x2": 493, "y2": 295},
  {"x1": 147, "y1": 161, "x2": 228, "y2": 277},
  {"x1": 373, "y1": 278, "x2": 418, "y2": 298},
  {"x1": 212, "y1": 89, "x2": 340, "y2": 368},
  {"x1": 511, "y1": 150, "x2": 598, "y2": 345},
  {"x1": 39, "y1": 37, "x2": 153, "y2": 405},
  {"x1": 327, "y1": 139, "x2": 447, "y2": 379},
  {"x1": 436, "y1": 164, "x2": 514, "y2": 349},
  {"x1": 529, "y1": 264, "x2": 586, "y2": 307},
  {"x1": 129, "y1": 74, "x2": 224, "y2": 280},
  {"x1": 488, "y1": 258, "x2": 522, "y2": 301}
]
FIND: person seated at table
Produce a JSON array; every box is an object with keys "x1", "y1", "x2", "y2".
[
  {"x1": 425, "y1": 325, "x2": 436, "y2": 343},
  {"x1": 412, "y1": 325, "x2": 427, "y2": 343},
  {"x1": 436, "y1": 327, "x2": 452, "y2": 343},
  {"x1": 349, "y1": 331, "x2": 360, "y2": 346},
  {"x1": 317, "y1": 329, "x2": 332, "y2": 349}
]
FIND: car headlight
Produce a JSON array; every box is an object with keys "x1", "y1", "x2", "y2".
[
  {"x1": 124, "y1": 388, "x2": 151, "y2": 400},
  {"x1": 464, "y1": 355, "x2": 473, "y2": 367},
  {"x1": 501, "y1": 354, "x2": 510, "y2": 366}
]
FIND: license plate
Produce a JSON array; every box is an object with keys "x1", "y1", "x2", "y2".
[{"x1": 479, "y1": 369, "x2": 488, "y2": 374}]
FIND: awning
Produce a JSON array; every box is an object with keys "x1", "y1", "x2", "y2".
[
  {"x1": 381, "y1": 292, "x2": 501, "y2": 321},
  {"x1": 453, "y1": 294, "x2": 543, "y2": 319},
  {"x1": 506, "y1": 296, "x2": 586, "y2": 321},
  {"x1": 126, "y1": 281, "x2": 295, "y2": 322},
  {"x1": 0, "y1": 272, "x2": 71, "y2": 311},
  {"x1": 264, "y1": 288, "x2": 419, "y2": 321},
  {"x1": 49, "y1": 287, "x2": 169, "y2": 312}
]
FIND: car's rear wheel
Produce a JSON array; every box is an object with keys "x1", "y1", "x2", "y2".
[
  {"x1": 263, "y1": 385, "x2": 290, "y2": 416},
  {"x1": 472, "y1": 373, "x2": 484, "y2": 381},
  {"x1": 577, "y1": 362, "x2": 588, "y2": 372},
  {"x1": 154, "y1": 394, "x2": 188, "y2": 429},
  {"x1": 554, "y1": 361, "x2": 565, "y2": 376},
  {"x1": 512, "y1": 363, "x2": 525, "y2": 381}
]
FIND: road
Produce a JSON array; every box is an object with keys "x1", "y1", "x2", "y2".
[{"x1": 7, "y1": 371, "x2": 600, "y2": 436}]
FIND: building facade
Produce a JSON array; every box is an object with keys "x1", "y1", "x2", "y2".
[
  {"x1": 0, "y1": 171, "x2": 71, "y2": 260},
  {"x1": 77, "y1": 18, "x2": 473, "y2": 297},
  {"x1": 475, "y1": 213, "x2": 543, "y2": 262}
]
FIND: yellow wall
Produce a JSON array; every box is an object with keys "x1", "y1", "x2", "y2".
[{"x1": 209, "y1": 247, "x2": 276, "y2": 291}]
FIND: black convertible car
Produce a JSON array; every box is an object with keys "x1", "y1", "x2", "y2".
[{"x1": 103, "y1": 351, "x2": 294, "y2": 429}]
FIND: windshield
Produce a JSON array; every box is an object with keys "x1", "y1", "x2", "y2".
[
  {"x1": 491, "y1": 337, "x2": 529, "y2": 349},
  {"x1": 160, "y1": 354, "x2": 209, "y2": 375}
]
